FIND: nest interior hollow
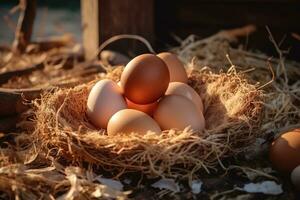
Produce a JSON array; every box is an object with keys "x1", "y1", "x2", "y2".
[{"x1": 33, "y1": 66, "x2": 263, "y2": 178}]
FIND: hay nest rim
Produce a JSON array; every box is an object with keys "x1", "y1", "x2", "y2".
[{"x1": 33, "y1": 66, "x2": 263, "y2": 178}]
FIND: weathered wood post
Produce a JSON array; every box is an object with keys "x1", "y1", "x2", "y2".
[
  {"x1": 81, "y1": 0, "x2": 154, "y2": 60},
  {"x1": 12, "y1": 0, "x2": 36, "y2": 53}
]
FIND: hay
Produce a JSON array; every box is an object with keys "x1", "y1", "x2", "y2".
[
  {"x1": 0, "y1": 45, "x2": 102, "y2": 89},
  {"x1": 174, "y1": 30, "x2": 300, "y2": 137},
  {"x1": 33, "y1": 65, "x2": 263, "y2": 178},
  {"x1": 0, "y1": 132, "x2": 128, "y2": 199},
  {"x1": 2, "y1": 28, "x2": 299, "y2": 198},
  {"x1": 0, "y1": 159, "x2": 128, "y2": 199}
]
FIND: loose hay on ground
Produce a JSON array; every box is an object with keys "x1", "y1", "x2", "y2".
[{"x1": 33, "y1": 66, "x2": 263, "y2": 178}]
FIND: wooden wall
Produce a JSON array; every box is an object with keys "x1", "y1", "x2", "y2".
[
  {"x1": 82, "y1": 0, "x2": 300, "y2": 60},
  {"x1": 155, "y1": 0, "x2": 300, "y2": 61}
]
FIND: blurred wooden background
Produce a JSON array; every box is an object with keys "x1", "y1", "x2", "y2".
[
  {"x1": 155, "y1": 0, "x2": 300, "y2": 60},
  {"x1": 1, "y1": 0, "x2": 299, "y2": 60},
  {"x1": 81, "y1": 0, "x2": 300, "y2": 60}
]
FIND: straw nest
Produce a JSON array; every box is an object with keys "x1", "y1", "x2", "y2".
[
  {"x1": 33, "y1": 65, "x2": 263, "y2": 178},
  {"x1": 2, "y1": 27, "x2": 300, "y2": 199}
]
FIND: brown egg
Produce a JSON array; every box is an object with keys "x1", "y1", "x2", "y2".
[
  {"x1": 121, "y1": 54, "x2": 170, "y2": 104},
  {"x1": 87, "y1": 79, "x2": 127, "y2": 128},
  {"x1": 269, "y1": 129, "x2": 300, "y2": 173},
  {"x1": 291, "y1": 165, "x2": 300, "y2": 190},
  {"x1": 153, "y1": 95, "x2": 205, "y2": 131},
  {"x1": 165, "y1": 82, "x2": 204, "y2": 113},
  {"x1": 107, "y1": 109, "x2": 161, "y2": 135},
  {"x1": 157, "y1": 52, "x2": 188, "y2": 83},
  {"x1": 126, "y1": 98, "x2": 158, "y2": 116}
]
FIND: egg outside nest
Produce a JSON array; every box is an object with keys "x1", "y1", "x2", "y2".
[{"x1": 269, "y1": 129, "x2": 300, "y2": 173}]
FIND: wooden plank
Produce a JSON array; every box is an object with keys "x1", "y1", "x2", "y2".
[
  {"x1": 81, "y1": 0, "x2": 100, "y2": 60},
  {"x1": 155, "y1": 0, "x2": 300, "y2": 61},
  {"x1": 0, "y1": 63, "x2": 44, "y2": 85},
  {"x1": 0, "y1": 116, "x2": 18, "y2": 133},
  {"x1": 99, "y1": 0, "x2": 154, "y2": 44},
  {"x1": 0, "y1": 88, "x2": 42, "y2": 116},
  {"x1": 156, "y1": 1, "x2": 300, "y2": 32},
  {"x1": 12, "y1": 0, "x2": 37, "y2": 53},
  {"x1": 181, "y1": 0, "x2": 298, "y2": 2},
  {"x1": 81, "y1": 0, "x2": 154, "y2": 59},
  {"x1": 174, "y1": 2, "x2": 300, "y2": 28}
]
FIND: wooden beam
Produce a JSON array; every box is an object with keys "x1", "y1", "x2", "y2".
[
  {"x1": 0, "y1": 115, "x2": 18, "y2": 133},
  {"x1": 0, "y1": 88, "x2": 42, "y2": 116},
  {"x1": 81, "y1": 0, "x2": 154, "y2": 60},
  {"x1": 98, "y1": 0, "x2": 154, "y2": 44},
  {"x1": 12, "y1": 0, "x2": 37, "y2": 53},
  {"x1": 81, "y1": 0, "x2": 100, "y2": 60}
]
